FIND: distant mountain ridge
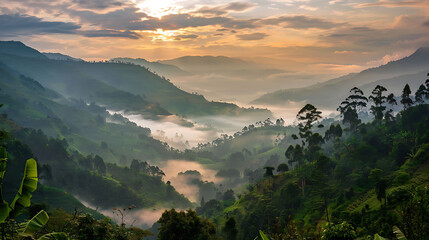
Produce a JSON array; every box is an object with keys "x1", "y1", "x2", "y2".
[
  {"x1": 110, "y1": 57, "x2": 191, "y2": 78},
  {"x1": 0, "y1": 41, "x2": 48, "y2": 59},
  {"x1": 252, "y1": 47, "x2": 429, "y2": 108},
  {"x1": 0, "y1": 41, "x2": 271, "y2": 119},
  {"x1": 43, "y1": 52, "x2": 83, "y2": 62}
]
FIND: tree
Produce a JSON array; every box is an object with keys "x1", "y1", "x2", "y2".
[
  {"x1": 385, "y1": 93, "x2": 397, "y2": 122},
  {"x1": 400, "y1": 84, "x2": 413, "y2": 110},
  {"x1": 369, "y1": 85, "x2": 388, "y2": 121},
  {"x1": 264, "y1": 167, "x2": 275, "y2": 177},
  {"x1": 285, "y1": 144, "x2": 304, "y2": 166},
  {"x1": 223, "y1": 189, "x2": 235, "y2": 201},
  {"x1": 93, "y1": 155, "x2": 106, "y2": 175},
  {"x1": 296, "y1": 104, "x2": 322, "y2": 143},
  {"x1": 324, "y1": 124, "x2": 342, "y2": 141},
  {"x1": 277, "y1": 163, "x2": 289, "y2": 173},
  {"x1": 415, "y1": 84, "x2": 427, "y2": 103},
  {"x1": 222, "y1": 217, "x2": 238, "y2": 240},
  {"x1": 337, "y1": 87, "x2": 368, "y2": 129},
  {"x1": 375, "y1": 178, "x2": 388, "y2": 208},
  {"x1": 157, "y1": 209, "x2": 216, "y2": 240},
  {"x1": 322, "y1": 222, "x2": 357, "y2": 240}
]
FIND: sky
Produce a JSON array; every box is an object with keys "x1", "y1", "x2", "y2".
[{"x1": 1, "y1": 0, "x2": 429, "y2": 76}]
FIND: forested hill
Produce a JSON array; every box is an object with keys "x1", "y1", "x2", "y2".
[
  {"x1": 0, "y1": 41, "x2": 271, "y2": 118},
  {"x1": 253, "y1": 47, "x2": 429, "y2": 108},
  {"x1": 0, "y1": 62, "x2": 175, "y2": 163},
  {"x1": 198, "y1": 104, "x2": 429, "y2": 240}
]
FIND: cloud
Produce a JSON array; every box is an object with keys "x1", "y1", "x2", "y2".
[
  {"x1": 71, "y1": 0, "x2": 124, "y2": 10},
  {"x1": 299, "y1": 5, "x2": 318, "y2": 11},
  {"x1": 424, "y1": 20, "x2": 429, "y2": 26},
  {"x1": 259, "y1": 15, "x2": 340, "y2": 29},
  {"x1": 79, "y1": 29, "x2": 141, "y2": 39},
  {"x1": 174, "y1": 34, "x2": 199, "y2": 40},
  {"x1": 237, "y1": 32, "x2": 268, "y2": 40},
  {"x1": 194, "y1": 2, "x2": 256, "y2": 16},
  {"x1": 225, "y1": 2, "x2": 256, "y2": 11},
  {"x1": 355, "y1": 0, "x2": 429, "y2": 8},
  {"x1": 0, "y1": 14, "x2": 80, "y2": 37}
]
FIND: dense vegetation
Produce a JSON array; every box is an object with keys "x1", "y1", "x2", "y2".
[{"x1": 0, "y1": 40, "x2": 428, "y2": 240}]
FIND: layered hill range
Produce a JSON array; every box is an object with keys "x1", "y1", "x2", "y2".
[
  {"x1": 0, "y1": 41, "x2": 270, "y2": 119},
  {"x1": 252, "y1": 47, "x2": 429, "y2": 108},
  {"x1": 111, "y1": 56, "x2": 290, "y2": 103},
  {"x1": 0, "y1": 41, "x2": 272, "y2": 162}
]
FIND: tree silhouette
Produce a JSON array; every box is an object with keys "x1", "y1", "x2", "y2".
[
  {"x1": 285, "y1": 144, "x2": 304, "y2": 166},
  {"x1": 415, "y1": 84, "x2": 427, "y2": 103},
  {"x1": 277, "y1": 163, "x2": 289, "y2": 173},
  {"x1": 337, "y1": 87, "x2": 368, "y2": 129},
  {"x1": 369, "y1": 85, "x2": 387, "y2": 121},
  {"x1": 264, "y1": 166, "x2": 275, "y2": 177},
  {"x1": 400, "y1": 84, "x2": 413, "y2": 110},
  {"x1": 222, "y1": 217, "x2": 238, "y2": 240},
  {"x1": 385, "y1": 93, "x2": 397, "y2": 122},
  {"x1": 296, "y1": 104, "x2": 322, "y2": 143}
]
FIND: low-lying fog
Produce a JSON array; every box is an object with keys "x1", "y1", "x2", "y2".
[
  {"x1": 108, "y1": 104, "x2": 335, "y2": 150},
  {"x1": 78, "y1": 159, "x2": 221, "y2": 228},
  {"x1": 160, "y1": 159, "x2": 221, "y2": 202}
]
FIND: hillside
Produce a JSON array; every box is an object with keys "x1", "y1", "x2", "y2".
[
  {"x1": 253, "y1": 47, "x2": 429, "y2": 108},
  {"x1": 196, "y1": 104, "x2": 429, "y2": 239},
  {"x1": 0, "y1": 41, "x2": 271, "y2": 119},
  {"x1": 110, "y1": 57, "x2": 191, "y2": 78},
  {"x1": 43, "y1": 52, "x2": 84, "y2": 62},
  {"x1": 0, "y1": 63, "x2": 175, "y2": 163}
]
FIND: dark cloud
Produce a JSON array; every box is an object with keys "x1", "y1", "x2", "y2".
[
  {"x1": 423, "y1": 20, "x2": 429, "y2": 27},
  {"x1": 224, "y1": 2, "x2": 255, "y2": 11},
  {"x1": 259, "y1": 15, "x2": 340, "y2": 29},
  {"x1": 195, "y1": 2, "x2": 256, "y2": 16},
  {"x1": 71, "y1": 0, "x2": 123, "y2": 10},
  {"x1": 237, "y1": 32, "x2": 268, "y2": 40},
  {"x1": 174, "y1": 34, "x2": 198, "y2": 40},
  {"x1": 69, "y1": 7, "x2": 148, "y2": 30},
  {"x1": 79, "y1": 29, "x2": 140, "y2": 39},
  {"x1": 0, "y1": 14, "x2": 80, "y2": 37},
  {"x1": 120, "y1": 13, "x2": 257, "y2": 31}
]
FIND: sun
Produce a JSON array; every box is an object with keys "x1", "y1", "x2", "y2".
[{"x1": 135, "y1": 0, "x2": 180, "y2": 18}]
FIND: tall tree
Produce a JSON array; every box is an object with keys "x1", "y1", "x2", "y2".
[
  {"x1": 369, "y1": 85, "x2": 388, "y2": 121},
  {"x1": 222, "y1": 217, "x2": 238, "y2": 240},
  {"x1": 400, "y1": 84, "x2": 413, "y2": 110},
  {"x1": 385, "y1": 93, "x2": 397, "y2": 122},
  {"x1": 415, "y1": 84, "x2": 427, "y2": 103},
  {"x1": 296, "y1": 104, "x2": 322, "y2": 143},
  {"x1": 337, "y1": 87, "x2": 368, "y2": 129}
]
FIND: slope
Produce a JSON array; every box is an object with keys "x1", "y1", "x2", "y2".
[
  {"x1": 0, "y1": 41, "x2": 271, "y2": 118},
  {"x1": 253, "y1": 47, "x2": 429, "y2": 108}
]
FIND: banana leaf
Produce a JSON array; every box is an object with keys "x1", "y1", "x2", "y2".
[
  {"x1": 9, "y1": 158, "x2": 38, "y2": 218},
  {"x1": 259, "y1": 230, "x2": 270, "y2": 240},
  {"x1": 18, "y1": 210, "x2": 49, "y2": 234},
  {"x1": 393, "y1": 226, "x2": 407, "y2": 240},
  {"x1": 38, "y1": 232, "x2": 70, "y2": 240},
  {"x1": 0, "y1": 146, "x2": 9, "y2": 222}
]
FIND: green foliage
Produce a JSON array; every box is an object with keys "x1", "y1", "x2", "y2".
[
  {"x1": 277, "y1": 163, "x2": 289, "y2": 173},
  {"x1": 157, "y1": 209, "x2": 217, "y2": 240},
  {"x1": 400, "y1": 84, "x2": 413, "y2": 110},
  {"x1": 321, "y1": 222, "x2": 356, "y2": 240},
  {"x1": 222, "y1": 217, "x2": 238, "y2": 240},
  {"x1": 0, "y1": 145, "x2": 38, "y2": 221}
]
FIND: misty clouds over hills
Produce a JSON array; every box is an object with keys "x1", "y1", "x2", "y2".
[
  {"x1": 0, "y1": 41, "x2": 271, "y2": 119},
  {"x1": 252, "y1": 47, "x2": 429, "y2": 109}
]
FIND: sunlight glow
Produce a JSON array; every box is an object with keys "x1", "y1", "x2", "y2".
[
  {"x1": 135, "y1": 0, "x2": 181, "y2": 18},
  {"x1": 151, "y1": 28, "x2": 181, "y2": 41}
]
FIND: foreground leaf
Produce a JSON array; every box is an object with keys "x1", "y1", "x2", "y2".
[{"x1": 38, "y1": 232, "x2": 70, "y2": 240}]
